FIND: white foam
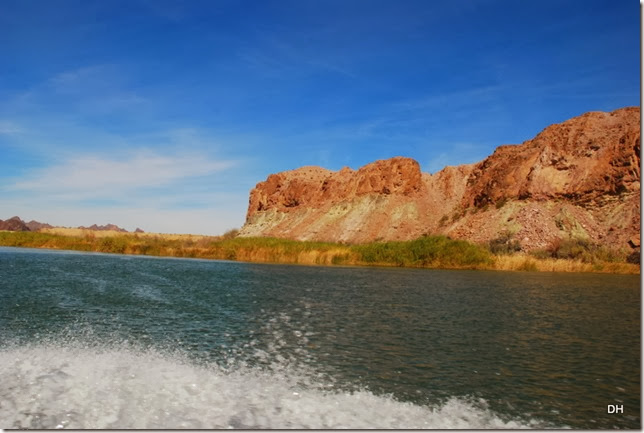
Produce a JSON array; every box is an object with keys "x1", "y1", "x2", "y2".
[{"x1": 0, "y1": 344, "x2": 549, "y2": 429}]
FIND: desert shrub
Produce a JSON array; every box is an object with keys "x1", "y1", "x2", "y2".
[
  {"x1": 549, "y1": 238, "x2": 593, "y2": 262},
  {"x1": 542, "y1": 237, "x2": 629, "y2": 264},
  {"x1": 592, "y1": 246, "x2": 623, "y2": 263},
  {"x1": 221, "y1": 228, "x2": 239, "y2": 240},
  {"x1": 626, "y1": 250, "x2": 640, "y2": 264},
  {"x1": 488, "y1": 232, "x2": 522, "y2": 255},
  {"x1": 530, "y1": 249, "x2": 551, "y2": 260}
]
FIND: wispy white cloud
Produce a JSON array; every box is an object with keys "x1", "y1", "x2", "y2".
[
  {"x1": 0, "y1": 120, "x2": 22, "y2": 135},
  {"x1": 238, "y1": 33, "x2": 356, "y2": 79},
  {"x1": 392, "y1": 85, "x2": 505, "y2": 112},
  {"x1": 2, "y1": 64, "x2": 149, "y2": 120},
  {"x1": 48, "y1": 65, "x2": 110, "y2": 91},
  {"x1": 3, "y1": 149, "x2": 249, "y2": 234},
  {"x1": 5, "y1": 200, "x2": 245, "y2": 236},
  {"x1": 10, "y1": 151, "x2": 237, "y2": 199}
]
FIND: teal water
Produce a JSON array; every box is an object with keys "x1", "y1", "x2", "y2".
[{"x1": 0, "y1": 247, "x2": 640, "y2": 429}]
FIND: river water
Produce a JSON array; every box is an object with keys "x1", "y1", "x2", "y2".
[{"x1": 0, "y1": 247, "x2": 640, "y2": 429}]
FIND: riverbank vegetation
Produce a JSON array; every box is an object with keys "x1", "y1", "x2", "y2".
[{"x1": 0, "y1": 230, "x2": 638, "y2": 274}]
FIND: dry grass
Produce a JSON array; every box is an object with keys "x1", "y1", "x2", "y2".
[
  {"x1": 226, "y1": 247, "x2": 356, "y2": 266},
  {"x1": 41, "y1": 227, "x2": 212, "y2": 241},
  {"x1": 0, "y1": 230, "x2": 638, "y2": 274},
  {"x1": 493, "y1": 254, "x2": 640, "y2": 274}
]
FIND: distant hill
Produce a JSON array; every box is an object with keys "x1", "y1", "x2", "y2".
[
  {"x1": 25, "y1": 220, "x2": 53, "y2": 231},
  {"x1": 78, "y1": 223, "x2": 128, "y2": 232},
  {"x1": 0, "y1": 216, "x2": 31, "y2": 231},
  {"x1": 0, "y1": 217, "x2": 137, "y2": 234}
]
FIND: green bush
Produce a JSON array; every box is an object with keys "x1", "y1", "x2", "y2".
[
  {"x1": 353, "y1": 235, "x2": 492, "y2": 268},
  {"x1": 549, "y1": 238, "x2": 593, "y2": 262},
  {"x1": 99, "y1": 237, "x2": 127, "y2": 254}
]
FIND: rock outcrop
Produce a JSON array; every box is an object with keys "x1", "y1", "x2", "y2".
[
  {"x1": 463, "y1": 107, "x2": 640, "y2": 207},
  {"x1": 240, "y1": 107, "x2": 640, "y2": 252},
  {"x1": 0, "y1": 216, "x2": 31, "y2": 232}
]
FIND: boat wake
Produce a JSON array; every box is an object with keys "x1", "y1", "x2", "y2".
[{"x1": 0, "y1": 339, "x2": 553, "y2": 429}]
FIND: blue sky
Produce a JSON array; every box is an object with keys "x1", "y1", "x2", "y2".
[{"x1": 0, "y1": 0, "x2": 639, "y2": 235}]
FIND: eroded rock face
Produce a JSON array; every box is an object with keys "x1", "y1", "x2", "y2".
[
  {"x1": 464, "y1": 107, "x2": 640, "y2": 207},
  {"x1": 246, "y1": 157, "x2": 423, "y2": 218},
  {"x1": 242, "y1": 157, "x2": 430, "y2": 242},
  {"x1": 240, "y1": 107, "x2": 640, "y2": 251}
]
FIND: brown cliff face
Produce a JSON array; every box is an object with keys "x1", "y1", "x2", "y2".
[
  {"x1": 246, "y1": 157, "x2": 423, "y2": 219},
  {"x1": 240, "y1": 107, "x2": 640, "y2": 251},
  {"x1": 464, "y1": 107, "x2": 640, "y2": 207},
  {"x1": 242, "y1": 157, "x2": 429, "y2": 242}
]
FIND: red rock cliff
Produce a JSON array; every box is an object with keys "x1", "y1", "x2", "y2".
[
  {"x1": 246, "y1": 157, "x2": 423, "y2": 218},
  {"x1": 464, "y1": 107, "x2": 640, "y2": 207},
  {"x1": 240, "y1": 107, "x2": 640, "y2": 251}
]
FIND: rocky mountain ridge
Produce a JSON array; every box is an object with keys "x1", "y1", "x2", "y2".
[
  {"x1": 0, "y1": 217, "x2": 143, "y2": 234},
  {"x1": 78, "y1": 223, "x2": 128, "y2": 232},
  {"x1": 0, "y1": 216, "x2": 32, "y2": 232},
  {"x1": 240, "y1": 107, "x2": 640, "y2": 252}
]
